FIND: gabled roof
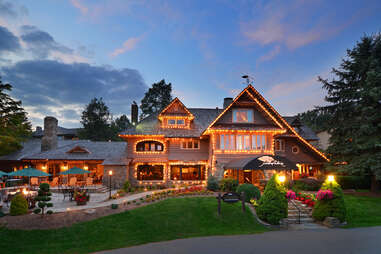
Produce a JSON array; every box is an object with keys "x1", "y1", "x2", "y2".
[
  {"x1": 283, "y1": 116, "x2": 318, "y2": 141},
  {"x1": 158, "y1": 97, "x2": 194, "y2": 120},
  {"x1": 32, "y1": 126, "x2": 80, "y2": 138}
]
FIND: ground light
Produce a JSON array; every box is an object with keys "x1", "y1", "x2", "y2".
[
  {"x1": 327, "y1": 175, "x2": 335, "y2": 183},
  {"x1": 278, "y1": 175, "x2": 286, "y2": 184}
]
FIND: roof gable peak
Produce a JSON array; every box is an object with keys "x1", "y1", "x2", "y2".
[{"x1": 158, "y1": 97, "x2": 194, "y2": 120}]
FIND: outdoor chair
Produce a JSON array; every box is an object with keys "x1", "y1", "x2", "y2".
[
  {"x1": 69, "y1": 177, "x2": 77, "y2": 187},
  {"x1": 30, "y1": 177, "x2": 39, "y2": 186},
  {"x1": 86, "y1": 177, "x2": 93, "y2": 186},
  {"x1": 51, "y1": 177, "x2": 59, "y2": 187}
]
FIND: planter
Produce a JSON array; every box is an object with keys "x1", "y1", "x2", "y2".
[{"x1": 76, "y1": 200, "x2": 87, "y2": 206}]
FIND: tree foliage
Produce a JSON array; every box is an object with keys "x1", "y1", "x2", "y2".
[
  {"x1": 318, "y1": 34, "x2": 381, "y2": 187},
  {"x1": 140, "y1": 79, "x2": 172, "y2": 119},
  {"x1": 79, "y1": 98, "x2": 131, "y2": 141},
  {"x1": 297, "y1": 108, "x2": 332, "y2": 133},
  {"x1": 0, "y1": 78, "x2": 32, "y2": 156}
]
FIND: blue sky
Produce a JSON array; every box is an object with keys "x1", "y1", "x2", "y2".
[{"x1": 0, "y1": 0, "x2": 380, "y2": 128}]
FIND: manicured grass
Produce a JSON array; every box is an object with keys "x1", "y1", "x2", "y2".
[
  {"x1": 344, "y1": 194, "x2": 381, "y2": 228},
  {"x1": 0, "y1": 197, "x2": 268, "y2": 254}
]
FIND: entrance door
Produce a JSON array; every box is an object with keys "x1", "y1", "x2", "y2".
[{"x1": 244, "y1": 170, "x2": 252, "y2": 183}]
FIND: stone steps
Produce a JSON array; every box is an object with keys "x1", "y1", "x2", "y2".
[{"x1": 287, "y1": 200, "x2": 314, "y2": 225}]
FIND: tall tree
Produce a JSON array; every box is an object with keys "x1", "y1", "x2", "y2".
[
  {"x1": 319, "y1": 34, "x2": 381, "y2": 191},
  {"x1": 140, "y1": 79, "x2": 173, "y2": 119},
  {"x1": 113, "y1": 114, "x2": 131, "y2": 131},
  {"x1": 79, "y1": 98, "x2": 114, "y2": 141},
  {"x1": 298, "y1": 108, "x2": 332, "y2": 133},
  {"x1": 0, "y1": 78, "x2": 32, "y2": 155}
]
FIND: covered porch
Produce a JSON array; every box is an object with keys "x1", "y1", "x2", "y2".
[{"x1": 223, "y1": 155, "x2": 297, "y2": 188}]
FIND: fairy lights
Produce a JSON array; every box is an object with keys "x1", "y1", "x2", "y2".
[
  {"x1": 133, "y1": 138, "x2": 167, "y2": 154},
  {"x1": 134, "y1": 163, "x2": 167, "y2": 182}
]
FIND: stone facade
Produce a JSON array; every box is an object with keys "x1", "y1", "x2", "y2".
[
  {"x1": 103, "y1": 165, "x2": 128, "y2": 189},
  {"x1": 41, "y1": 116, "x2": 58, "y2": 152}
]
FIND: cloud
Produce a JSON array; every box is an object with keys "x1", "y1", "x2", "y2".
[
  {"x1": 257, "y1": 45, "x2": 281, "y2": 63},
  {"x1": 20, "y1": 25, "x2": 73, "y2": 59},
  {"x1": 0, "y1": 26, "x2": 21, "y2": 54},
  {"x1": 241, "y1": 0, "x2": 351, "y2": 51},
  {"x1": 1, "y1": 60, "x2": 147, "y2": 127},
  {"x1": 70, "y1": 0, "x2": 88, "y2": 15},
  {"x1": 110, "y1": 36, "x2": 142, "y2": 57},
  {"x1": 0, "y1": 0, "x2": 17, "y2": 18}
]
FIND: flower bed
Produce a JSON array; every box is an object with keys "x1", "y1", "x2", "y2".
[{"x1": 295, "y1": 192, "x2": 316, "y2": 207}]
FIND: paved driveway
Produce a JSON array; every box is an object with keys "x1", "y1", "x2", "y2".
[{"x1": 95, "y1": 226, "x2": 381, "y2": 254}]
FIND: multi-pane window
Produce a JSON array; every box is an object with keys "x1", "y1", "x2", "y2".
[
  {"x1": 170, "y1": 165, "x2": 206, "y2": 180},
  {"x1": 275, "y1": 139, "x2": 285, "y2": 151},
  {"x1": 136, "y1": 141, "x2": 164, "y2": 152},
  {"x1": 181, "y1": 139, "x2": 200, "y2": 149},
  {"x1": 232, "y1": 109, "x2": 254, "y2": 123},
  {"x1": 220, "y1": 134, "x2": 268, "y2": 151},
  {"x1": 137, "y1": 164, "x2": 164, "y2": 180},
  {"x1": 167, "y1": 118, "x2": 185, "y2": 126}
]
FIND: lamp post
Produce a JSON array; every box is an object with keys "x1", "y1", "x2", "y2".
[{"x1": 108, "y1": 170, "x2": 113, "y2": 199}]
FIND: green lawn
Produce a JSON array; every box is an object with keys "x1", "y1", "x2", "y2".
[
  {"x1": 0, "y1": 197, "x2": 268, "y2": 254},
  {"x1": 344, "y1": 194, "x2": 381, "y2": 228}
]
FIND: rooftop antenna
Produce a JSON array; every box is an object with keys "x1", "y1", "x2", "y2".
[{"x1": 241, "y1": 75, "x2": 254, "y2": 86}]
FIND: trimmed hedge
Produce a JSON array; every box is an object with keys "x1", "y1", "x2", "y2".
[
  {"x1": 236, "y1": 184, "x2": 261, "y2": 202},
  {"x1": 207, "y1": 175, "x2": 219, "y2": 191},
  {"x1": 312, "y1": 179, "x2": 346, "y2": 222},
  {"x1": 256, "y1": 174, "x2": 288, "y2": 225},
  {"x1": 336, "y1": 175, "x2": 370, "y2": 190},
  {"x1": 219, "y1": 178, "x2": 238, "y2": 192},
  {"x1": 10, "y1": 194, "x2": 28, "y2": 216},
  {"x1": 292, "y1": 178, "x2": 322, "y2": 191}
]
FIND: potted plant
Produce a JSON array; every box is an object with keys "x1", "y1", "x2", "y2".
[{"x1": 74, "y1": 190, "x2": 89, "y2": 206}]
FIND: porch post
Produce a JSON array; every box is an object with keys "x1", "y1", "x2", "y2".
[
  {"x1": 180, "y1": 166, "x2": 182, "y2": 181},
  {"x1": 236, "y1": 169, "x2": 239, "y2": 182}
]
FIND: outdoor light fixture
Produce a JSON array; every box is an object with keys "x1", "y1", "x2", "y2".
[
  {"x1": 108, "y1": 170, "x2": 113, "y2": 199},
  {"x1": 22, "y1": 188, "x2": 28, "y2": 195},
  {"x1": 278, "y1": 175, "x2": 286, "y2": 183},
  {"x1": 108, "y1": 170, "x2": 113, "y2": 176},
  {"x1": 327, "y1": 175, "x2": 335, "y2": 183},
  {"x1": 84, "y1": 165, "x2": 88, "y2": 170}
]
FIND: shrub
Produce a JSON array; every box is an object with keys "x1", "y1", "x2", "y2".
[
  {"x1": 256, "y1": 174, "x2": 288, "y2": 225},
  {"x1": 236, "y1": 184, "x2": 261, "y2": 202},
  {"x1": 336, "y1": 175, "x2": 370, "y2": 189},
  {"x1": 123, "y1": 181, "x2": 131, "y2": 192},
  {"x1": 111, "y1": 204, "x2": 118, "y2": 209},
  {"x1": 207, "y1": 175, "x2": 219, "y2": 191},
  {"x1": 312, "y1": 179, "x2": 346, "y2": 222},
  {"x1": 219, "y1": 178, "x2": 238, "y2": 192},
  {"x1": 10, "y1": 194, "x2": 28, "y2": 216},
  {"x1": 33, "y1": 208, "x2": 41, "y2": 214},
  {"x1": 46, "y1": 210, "x2": 53, "y2": 215},
  {"x1": 34, "y1": 183, "x2": 53, "y2": 216},
  {"x1": 292, "y1": 178, "x2": 322, "y2": 191}
]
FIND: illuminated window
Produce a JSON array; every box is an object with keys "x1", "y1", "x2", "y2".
[
  {"x1": 236, "y1": 135, "x2": 243, "y2": 150},
  {"x1": 177, "y1": 119, "x2": 185, "y2": 125},
  {"x1": 275, "y1": 139, "x2": 285, "y2": 151},
  {"x1": 262, "y1": 135, "x2": 266, "y2": 150},
  {"x1": 136, "y1": 141, "x2": 164, "y2": 152},
  {"x1": 181, "y1": 139, "x2": 200, "y2": 149},
  {"x1": 233, "y1": 109, "x2": 253, "y2": 123},
  {"x1": 137, "y1": 164, "x2": 163, "y2": 180},
  {"x1": 168, "y1": 119, "x2": 176, "y2": 125},
  {"x1": 170, "y1": 165, "x2": 206, "y2": 180},
  {"x1": 167, "y1": 118, "x2": 185, "y2": 127},
  {"x1": 244, "y1": 135, "x2": 250, "y2": 150}
]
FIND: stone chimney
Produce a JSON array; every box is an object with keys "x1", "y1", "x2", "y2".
[
  {"x1": 131, "y1": 102, "x2": 138, "y2": 125},
  {"x1": 41, "y1": 116, "x2": 58, "y2": 152},
  {"x1": 36, "y1": 126, "x2": 42, "y2": 132},
  {"x1": 223, "y1": 97, "x2": 233, "y2": 109}
]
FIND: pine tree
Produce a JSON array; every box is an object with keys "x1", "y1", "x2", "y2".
[
  {"x1": 0, "y1": 78, "x2": 32, "y2": 155},
  {"x1": 319, "y1": 34, "x2": 381, "y2": 191},
  {"x1": 140, "y1": 79, "x2": 172, "y2": 119}
]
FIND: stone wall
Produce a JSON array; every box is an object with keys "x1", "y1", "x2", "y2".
[{"x1": 102, "y1": 165, "x2": 128, "y2": 189}]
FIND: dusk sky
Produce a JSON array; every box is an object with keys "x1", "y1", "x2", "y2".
[{"x1": 0, "y1": 0, "x2": 380, "y2": 128}]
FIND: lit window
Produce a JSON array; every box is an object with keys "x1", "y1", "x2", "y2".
[
  {"x1": 275, "y1": 139, "x2": 285, "y2": 151},
  {"x1": 233, "y1": 109, "x2": 253, "y2": 123},
  {"x1": 136, "y1": 141, "x2": 164, "y2": 152},
  {"x1": 220, "y1": 135, "x2": 225, "y2": 150},
  {"x1": 168, "y1": 119, "x2": 176, "y2": 125},
  {"x1": 137, "y1": 164, "x2": 163, "y2": 180},
  {"x1": 177, "y1": 119, "x2": 185, "y2": 125},
  {"x1": 244, "y1": 135, "x2": 250, "y2": 150},
  {"x1": 262, "y1": 135, "x2": 266, "y2": 150},
  {"x1": 181, "y1": 140, "x2": 200, "y2": 149},
  {"x1": 236, "y1": 135, "x2": 243, "y2": 150}
]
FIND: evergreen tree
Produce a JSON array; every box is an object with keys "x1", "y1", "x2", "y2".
[
  {"x1": 79, "y1": 97, "x2": 114, "y2": 141},
  {"x1": 140, "y1": 79, "x2": 172, "y2": 119},
  {"x1": 114, "y1": 114, "x2": 131, "y2": 130},
  {"x1": 319, "y1": 34, "x2": 381, "y2": 191},
  {"x1": 298, "y1": 108, "x2": 332, "y2": 133},
  {"x1": 0, "y1": 78, "x2": 32, "y2": 155}
]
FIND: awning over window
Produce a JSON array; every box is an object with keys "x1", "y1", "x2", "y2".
[{"x1": 224, "y1": 155, "x2": 297, "y2": 170}]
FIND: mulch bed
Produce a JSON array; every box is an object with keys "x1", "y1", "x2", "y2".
[{"x1": 0, "y1": 194, "x2": 215, "y2": 230}]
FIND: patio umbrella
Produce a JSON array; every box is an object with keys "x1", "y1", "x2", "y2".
[
  {"x1": 60, "y1": 167, "x2": 91, "y2": 175},
  {"x1": 8, "y1": 167, "x2": 51, "y2": 177},
  {"x1": 0, "y1": 170, "x2": 8, "y2": 177}
]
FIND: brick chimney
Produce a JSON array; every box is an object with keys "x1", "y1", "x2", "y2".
[
  {"x1": 41, "y1": 116, "x2": 58, "y2": 152},
  {"x1": 223, "y1": 97, "x2": 233, "y2": 109},
  {"x1": 131, "y1": 102, "x2": 138, "y2": 125}
]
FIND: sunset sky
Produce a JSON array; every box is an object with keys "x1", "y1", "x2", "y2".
[{"x1": 1, "y1": 0, "x2": 380, "y2": 128}]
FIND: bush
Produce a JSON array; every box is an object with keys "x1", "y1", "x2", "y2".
[
  {"x1": 312, "y1": 179, "x2": 346, "y2": 222},
  {"x1": 46, "y1": 210, "x2": 53, "y2": 215},
  {"x1": 256, "y1": 174, "x2": 288, "y2": 225},
  {"x1": 123, "y1": 180, "x2": 131, "y2": 192},
  {"x1": 33, "y1": 208, "x2": 41, "y2": 214},
  {"x1": 111, "y1": 204, "x2": 118, "y2": 209},
  {"x1": 336, "y1": 175, "x2": 370, "y2": 189},
  {"x1": 236, "y1": 184, "x2": 261, "y2": 202},
  {"x1": 34, "y1": 183, "x2": 53, "y2": 216},
  {"x1": 10, "y1": 194, "x2": 28, "y2": 216},
  {"x1": 292, "y1": 178, "x2": 322, "y2": 191},
  {"x1": 207, "y1": 175, "x2": 219, "y2": 191},
  {"x1": 219, "y1": 178, "x2": 238, "y2": 192}
]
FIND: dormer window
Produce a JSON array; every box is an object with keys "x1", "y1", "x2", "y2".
[
  {"x1": 136, "y1": 140, "x2": 165, "y2": 152},
  {"x1": 233, "y1": 109, "x2": 253, "y2": 123},
  {"x1": 168, "y1": 118, "x2": 185, "y2": 126}
]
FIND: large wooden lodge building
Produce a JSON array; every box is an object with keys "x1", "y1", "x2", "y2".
[{"x1": 0, "y1": 85, "x2": 328, "y2": 188}]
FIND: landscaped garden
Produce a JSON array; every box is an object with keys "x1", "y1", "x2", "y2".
[
  {"x1": 0, "y1": 197, "x2": 268, "y2": 254},
  {"x1": 343, "y1": 194, "x2": 381, "y2": 228}
]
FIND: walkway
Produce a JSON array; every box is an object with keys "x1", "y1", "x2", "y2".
[{"x1": 95, "y1": 226, "x2": 381, "y2": 254}]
